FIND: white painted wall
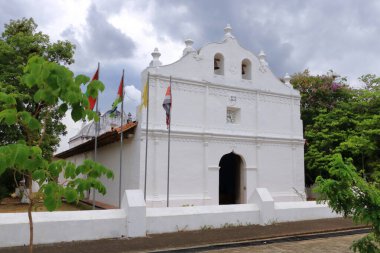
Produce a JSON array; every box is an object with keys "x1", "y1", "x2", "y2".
[
  {"x1": 63, "y1": 136, "x2": 140, "y2": 208},
  {"x1": 137, "y1": 27, "x2": 305, "y2": 207},
  {"x1": 146, "y1": 204, "x2": 260, "y2": 234},
  {"x1": 0, "y1": 189, "x2": 341, "y2": 247},
  {"x1": 275, "y1": 201, "x2": 341, "y2": 222},
  {"x1": 0, "y1": 210, "x2": 126, "y2": 247}
]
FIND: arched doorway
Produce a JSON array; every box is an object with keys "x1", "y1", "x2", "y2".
[{"x1": 219, "y1": 152, "x2": 245, "y2": 205}]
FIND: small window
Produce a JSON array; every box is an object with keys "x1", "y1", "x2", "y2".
[
  {"x1": 214, "y1": 53, "x2": 224, "y2": 75},
  {"x1": 242, "y1": 59, "x2": 251, "y2": 80},
  {"x1": 227, "y1": 107, "x2": 240, "y2": 124}
]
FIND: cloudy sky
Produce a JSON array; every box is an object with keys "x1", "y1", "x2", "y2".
[{"x1": 1, "y1": 0, "x2": 379, "y2": 151}]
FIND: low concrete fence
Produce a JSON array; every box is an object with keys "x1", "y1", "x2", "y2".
[
  {"x1": 0, "y1": 188, "x2": 340, "y2": 248},
  {"x1": 0, "y1": 210, "x2": 126, "y2": 247},
  {"x1": 275, "y1": 201, "x2": 340, "y2": 222},
  {"x1": 146, "y1": 204, "x2": 260, "y2": 233}
]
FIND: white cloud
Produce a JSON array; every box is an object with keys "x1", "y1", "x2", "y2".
[
  {"x1": 108, "y1": 1, "x2": 184, "y2": 71},
  {"x1": 123, "y1": 85, "x2": 141, "y2": 118},
  {"x1": 124, "y1": 85, "x2": 141, "y2": 103}
]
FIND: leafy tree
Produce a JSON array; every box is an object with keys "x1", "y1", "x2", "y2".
[
  {"x1": 291, "y1": 71, "x2": 380, "y2": 185},
  {"x1": 0, "y1": 17, "x2": 75, "y2": 154},
  {"x1": 303, "y1": 78, "x2": 380, "y2": 185},
  {"x1": 315, "y1": 154, "x2": 380, "y2": 252},
  {"x1": 0, "y1": 56, "x2": 113, "y2": 253},
  {"x1": 291, "y1": 69, "x2": 352, "y2": 130},
  {"x1": 0, "y1": 17, "x2": 75, "y2": 195}
]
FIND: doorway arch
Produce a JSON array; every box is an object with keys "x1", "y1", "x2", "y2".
[{"x1": 219, "y1": 152, "x2": 245, "y2": 205}]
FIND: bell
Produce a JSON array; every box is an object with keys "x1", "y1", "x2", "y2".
[{"x1": 214, "y1": 59, "x2": 220, "y2": 70}]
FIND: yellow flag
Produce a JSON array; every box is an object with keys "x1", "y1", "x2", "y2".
[{"x1": 140, "y1": 80, "x2": 148, "y2": 110}]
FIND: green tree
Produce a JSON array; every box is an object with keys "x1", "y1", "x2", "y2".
[
  {"x1": 291, "y1": 71, "x2": 380, "y2": 185},
  {"x1": 0, "y1": 18, "x2": 76, "y2": 197},
  {"x1": 304, "y1": 78, "x2": 380, "y2": 185},
  {"x1": 0, "y1": 56, "x2": 113, "y2": 253},
  {"x1": 315, "y1": 154, "x2": 380, "y2": 252},
  {"x1": 0, "y1": 17, "x2": 75, "y2": 156},
  {"x1": 291, "y1": 69, "x2": 352, "y2": 131}
]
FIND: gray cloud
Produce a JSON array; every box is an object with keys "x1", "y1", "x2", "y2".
[
  {"x1": 2, "y1": 0, "x2": 380, "y2": 115},
  {"x1": 84, "y1": 4, "x2": 135, "y2": 59},
  {"x1": 147, "y1": 0, "x2": 380, "y2": 80}
]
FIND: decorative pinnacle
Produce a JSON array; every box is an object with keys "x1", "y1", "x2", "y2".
[
  {"x1": 151, "y1": 48, "x2": 161, "y2": 59},
  {"x1": 185, "y1": 38, "x2": 194, "y2": 47},
  {"x1": 224, "y1": 24, "x2": 234, "y2": 39},
  {"x1": 284, "y1": 73, "x2": 291, "y2": 85},
  {"x1": 183, "y1": 38, "x2": 196, "y2": 56},
  {"x1": 150, "y1": 47, "x2": 162, "y2": 67},
  {"x1": 258, "y1": 50, "x2": 266, "y2": 59},
  {"x1": 258, "y1": 50, "x2": 268, "y2": 67}
]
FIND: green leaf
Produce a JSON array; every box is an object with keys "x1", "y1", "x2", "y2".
[
  {"x1": 0, "y1": 150, "x2": 10, "y2": 175},
  {"x1": 71, "y1": 104, "x2": 83, "y2": 122},
  {"x1": 14, "y1": 144, "x2": 29, "y2": 168},
  {"x1": 91, "y1": 80, "x2": 105, "y2": 92},
  {"x1": 28, "y1": 117, "x2": 41, "y2": 130},
  {"x1": 64, "y1": 162, "x2": 76, "y2": 179},
  {"x1": 17, "y1": 111, "x2": 32, "y2": 125},
  {"x1": 0, "y1": 108, "x2": 17, "y2": 125},
  {"x1": 75, "y1": 75, "x2": 90, "y2": 86},
  {"x1": 64, "y1": 188, "x2": 78, "y2": 203},
  {"x1": 33, "y1": 89, "x2": 45, "y2": 102},
  {"x1": 58, "y1": 103, "x2": 68, "y2": 115},
  {"x1": 44, "y1": 196, "x2": 58, "y2": 211},
  {"x1": 106, "y1": 170, "x2": 114, "y2": 179},
  {"x1": 0, "y1": 92, "x2": 16, "y2": 105},
  {"x1": 30, "y1": 146, "x2": 42, "y2": 155},
  {"x1": 32, "y1": 169, "x2": 46, "y2": 181},
  {"x1": 44, "y1": 182, "x2": 57, "y2": 196}
]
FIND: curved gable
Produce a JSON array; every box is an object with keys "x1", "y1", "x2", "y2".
[{"x1": 147, "y1": 25, "x2": 298, "y2": 96}]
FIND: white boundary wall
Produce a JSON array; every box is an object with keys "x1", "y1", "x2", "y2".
[
  {"x1": 0, "y1": 189, "x2": 340, "y2": 248},
  {"x1": 147, "y1": 204, "x2": 260, "y2": 233},
  {"x1": 0, "y1": 210, "x2": 126, "y2": 247}
]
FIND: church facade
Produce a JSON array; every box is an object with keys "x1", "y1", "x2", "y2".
[
  {"x1": 135, "y1": 24, "x2": 305, "y2": 207},
  {"x1": 56, "y1": 25, "x2": 305, "y2": 208}
]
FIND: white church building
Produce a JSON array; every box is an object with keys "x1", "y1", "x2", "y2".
[
  {"x1": 56, "y1": 24, "x2": 305, "y2": 208},
  {"x1": 1, "y1": 25, "x2": 342, "y2": 247}
]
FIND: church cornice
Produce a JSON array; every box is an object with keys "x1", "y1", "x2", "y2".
[
  {"x1": 149, "y1": 73, "x2": 300, "y2": 99},
  {"x1": 141, "y1": 127, "x2": 304, "y2": 145}
]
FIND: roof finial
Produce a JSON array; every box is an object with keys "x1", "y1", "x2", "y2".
[
  {"x1": 258, "y1": 50, "x2": 268, "y2": 67},
  {"x1": 183, "y1": 38, "x2": 196, "y2": 56},
  {"x1": 284, "y1": 73, "x2": 291, "y2": 86},
  {"x1": 149, "y1": 48, "x2": 162, "y2": 67},
  {"x1": 224, "y1": 24, "x2": 234, "y2": 39}
]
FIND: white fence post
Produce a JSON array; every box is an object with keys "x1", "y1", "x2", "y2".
[
  {"x1": 252, "y1": 188, "x2": 275, "y2": 225},
  {"x1": 121, "y1": 189, "x2": 146, "y2": 237}
]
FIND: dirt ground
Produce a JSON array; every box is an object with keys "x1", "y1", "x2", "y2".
[
  {"x1": 0, "y1": 218, "x2": 368, "y2": 253},
  {"x1": 0, "y1": 197, "x2": 92, "y2": 213}
]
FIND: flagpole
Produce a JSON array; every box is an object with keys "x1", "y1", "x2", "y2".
[
  {"x1": 144, "y1": 72, "x2": 150, "y2": 201},
  {"x1": 119, "y1": 69, "x2": 124, "y2": 208},
  {"x1": 166, "y1": 76, "x2": 171, "y2": 207},
  {"x1": 93, "y1": 62, "x2": 100, "y2": 210}
]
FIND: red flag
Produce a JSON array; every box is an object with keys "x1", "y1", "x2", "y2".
[
  {"x1": 162, "y1": 84, "x2": 172, "y2": 128},
  {"x1": 110, "y1": 71, "x2": 124, "y2": 114},
  {"x1": 87, "y1": 67, "x2": 99, "y2": 110}
]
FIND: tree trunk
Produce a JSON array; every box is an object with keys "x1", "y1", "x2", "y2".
[{"x1": 27, "y1": 174, "x2": 33, "y2": 253}]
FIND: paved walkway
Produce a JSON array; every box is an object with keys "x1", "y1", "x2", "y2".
[
  {"x1": 206, "y1": 234, "x2": 363, "y2": 253},
  {"x1": 0, "y1": 218, "x2": 368, "y2": 253}
]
